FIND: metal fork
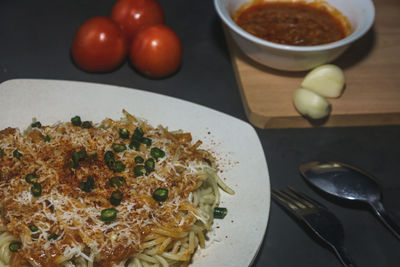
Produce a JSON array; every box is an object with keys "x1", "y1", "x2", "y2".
[{"x1": 272, "y1": 187, "x2": 357, "y2": 267}]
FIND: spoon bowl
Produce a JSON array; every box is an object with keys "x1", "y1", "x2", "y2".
[
  {"x1": 300, "y1": 161, "x2": 381, "y2": 203},
  {"x1": 300, "y1": 161, "x2": 400, "y2": 240}
]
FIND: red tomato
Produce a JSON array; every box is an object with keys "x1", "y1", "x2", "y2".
[
  {"x1": 72, "y1": 17, "x2": 127, "y2": 72},
  {"x1": 129, "y1": 25, "x2": 182, "y2": 78},
  {"x1": 110, "y1": 0, "x2": 165, "y2": 41}
]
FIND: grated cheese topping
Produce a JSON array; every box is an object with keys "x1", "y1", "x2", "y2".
[{"x1": 0, "y1": 113, "x2": 215, "y2": 266}]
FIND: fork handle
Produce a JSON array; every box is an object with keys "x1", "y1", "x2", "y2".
[{"x1": 333, "y1": 246, "x2": 357, "y2": 267}]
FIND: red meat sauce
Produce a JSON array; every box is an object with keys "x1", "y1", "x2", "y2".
[{"x1": 234, "y1": 1, "x2": 351, "y2": 46}]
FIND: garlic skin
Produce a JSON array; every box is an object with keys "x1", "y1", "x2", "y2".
[
  {"x1": 301, "y1": 64, "x2": 345, "y2": 98},
  {"x1": 293, "y1": 88, "x2": 331, "y2": 119}
]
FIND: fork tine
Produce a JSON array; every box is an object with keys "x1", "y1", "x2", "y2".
[
  {"x1": 282, "y1": 190, "x2": 314, "y2": 209},
  {"x1": 287, "y1": 186, "x2": 327, "y2": 209},
  {"x1": 272, "y1": 189, "x2": 300, "y2": 211},
  {"x1": 276, "y1": 189, "x2": 308, "y2": 209}
]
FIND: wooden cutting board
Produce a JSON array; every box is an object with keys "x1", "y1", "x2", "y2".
[{"x1": 225, "y1": 0, "x2": 400, "y2": 128}]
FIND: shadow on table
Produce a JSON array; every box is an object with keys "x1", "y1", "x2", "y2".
[{"x1": 333, "y1": 26, "x2": 377, "y2": 69}]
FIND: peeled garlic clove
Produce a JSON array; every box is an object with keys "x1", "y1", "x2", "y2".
[
  {"x1": 293, "y1": 88, "x2": 331, "y2": 119},
  {"x1": 301, "y1": 64, "x2": 345, "y2": 98}
]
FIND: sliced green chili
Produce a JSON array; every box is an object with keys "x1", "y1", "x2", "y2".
[
  {"x1": 72, "y1": 149, "x2": 88, "y2": 167},
  {"x1": 119, "y1": 128, "x2": 130, "y2": 139},
  {"x1": 0, "y1": 148, "x2": 4, "y2": 157},
  {"x1": 101, "y1": 208, "x2": 117, "y2": 222},
  {"x1": 110, "y1": 190, "x2": 123, "y2": 206},
  {"x1": 133, "y1": 127, "x2": 144, "y2": 137},
  {"x1": 112, "y1": 143, "x2": 127, "y2": 153},
  {"x1": 9, "y1": 242, "x2": 22, "y2": 252},
  {"x1": 29, "y1": 225, "x2": 39, "y2": 232},
  {"x1": 67, "y1": 160, "x2": 79, "y2": 169},
  {"x1": 150, "y1": 147, "x2": 165, "y2": 160},
  {"x1": 73, "y1": 149, "x2": 88, "y2": 161},
  {"x1": 133, "y1": 165, "x2": 147, "y2": 177},
  {"x1": 71, "y1": 116, "x2": 82, "y2": 126},
  {"x1": 44, "y1": 135, "x2": 51, "y2": 142},
  {"x1": 25, "y1": 173, "x2": 38, "y2": 184},
  {"x1": 31, "y1": 182, "x2": 42, "y2": 197},
  {"x1": 213, "y1": 207, "x2": 228, "y2": 219},
  {"x1": 134, "y1": 156, "x2": 144, "y2": 164},
  {"x1": 152, "y1": 188, "x2": 168, "y2": 202},
  {"x1": 141, "y1": 137, "x2": 152, "y2": 147},
  {"x1": 104, "y1": 151, "x2": 115, "y2": 169},
  {"x1": 82, "y1": 121, "x2": 92, "y2": 129},
  {"x1": 80, "y1": 176, "x2": 95, "y2": 192},
  {"x1": 48, "y1": 233, "x2": 59, "y2": 241},
  {"x1": 145, "y1": 158, "x2": 155, "y2": 172},
  {"x1": 129, "y1": 139, "x2": 140, "y2": 151},
  {"x1": 31, "y1": 121, "x2": 41, "y2": 128},
  {"x1": 108, "y1": 176, "x2": 126, "y2": 188},
  {"x1": 113, "y1": 161, "x2": 126, "y2": 172},
  {"x1": 13, "y1": 149, "x2": 22, "y2": 159}
]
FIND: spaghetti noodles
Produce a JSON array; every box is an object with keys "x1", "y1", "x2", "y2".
[{"x1": 0, "y1": 110, "x2": 234, "y2": 266}]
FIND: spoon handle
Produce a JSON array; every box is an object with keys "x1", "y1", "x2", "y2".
[
  {"x1": 333, "y1": 245, "x2": 357, "y2": 267},
  {"x1": 370, "y1": 200, "x2": 400, "y2": 240}
]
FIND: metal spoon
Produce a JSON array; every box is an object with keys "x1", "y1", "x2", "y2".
[{"x1": 299, "y1": 161, "x2": 400, "y2": 240}]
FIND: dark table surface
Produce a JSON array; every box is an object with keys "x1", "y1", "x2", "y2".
[{"x1": 1, "y1": 0, "x2": 399, "y2": 266}]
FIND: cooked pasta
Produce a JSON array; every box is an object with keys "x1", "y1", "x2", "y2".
[{"x1": 0, "y1": 110, "x2": 234, "y2": 266}]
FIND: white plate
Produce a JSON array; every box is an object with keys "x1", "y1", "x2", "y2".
[{"x1": 0, "y1": 79, "x2": 270, "y2": 267}]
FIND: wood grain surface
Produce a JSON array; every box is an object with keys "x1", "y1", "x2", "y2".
[{"x1": 226, "y1": 0, "x2": 400, "y2": 128}]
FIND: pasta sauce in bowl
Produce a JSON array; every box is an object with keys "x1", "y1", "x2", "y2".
[
  {"x1": 234, "y1": 1, "x2": 351, "y2": 46},
  {"x1": 214, "y1": 0, "x2": 376, "y2": 70}
]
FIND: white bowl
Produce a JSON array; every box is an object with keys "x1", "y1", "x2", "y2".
[{"x1": 214, "y1": 0, "x2": 375, "y2": 71}]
